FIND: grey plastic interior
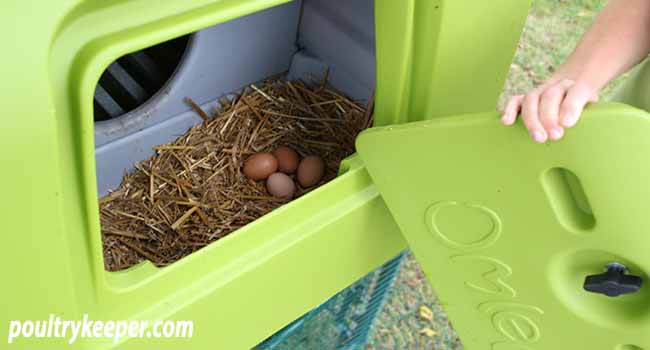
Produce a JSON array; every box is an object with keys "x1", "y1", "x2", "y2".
[{"x1": 95, "y1": 0, "x2": 376, "y2": 196}]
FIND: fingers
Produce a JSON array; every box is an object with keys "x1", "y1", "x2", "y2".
[
  {"x1": 521, "y1": 91, "x2": 548, "y2": 143},
  {"x1": 560, "y1": 82, "x2": 599, "y2": 128},
  {"x1": 501, "y1": 95, "x2": 524, "y2": 125},
  {"x1": 502, "y1": 79, "x2": 600, "y2": 143},
  {"x1": 539, "y1": 80, "x2": 573, "y2": 140}
]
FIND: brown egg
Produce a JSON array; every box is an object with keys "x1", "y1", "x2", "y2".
[
  {"x1": 266, "y1": 173, "x2": 296, "y2": 198},
  {"x1": 273, "y1": 146, "x2": 300, "y2": 174},
  {"x1": 243, "y1": 153, "x2": 278, "y2": 181},
  {"x1": 297, "y1": 155, "x2": 325, "y2": 187}
]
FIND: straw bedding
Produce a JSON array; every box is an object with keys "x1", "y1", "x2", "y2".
[{"x1": 99, "y1": 77, "x2": 373, "y2": 271}]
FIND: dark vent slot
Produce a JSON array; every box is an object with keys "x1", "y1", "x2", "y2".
[{"x1": 93, "y1": 35, "x2": 190, "y2": 121}]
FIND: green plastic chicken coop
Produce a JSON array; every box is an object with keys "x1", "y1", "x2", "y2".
[{"x1": 5, "y1": 0, "x2": 648, "y2": 349}]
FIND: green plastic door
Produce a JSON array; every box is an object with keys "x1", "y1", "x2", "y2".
[{"x1": 357, "y1": 103, "x2": 650, "y2": 349}]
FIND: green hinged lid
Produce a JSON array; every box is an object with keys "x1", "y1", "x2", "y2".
[{"x1": 357, "y1": 103, "x2": 650, "y2": 350}]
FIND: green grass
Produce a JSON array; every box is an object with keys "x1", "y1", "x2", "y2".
[{"x1": 500, "y1": 0, "x2": 618, "y2": 109}]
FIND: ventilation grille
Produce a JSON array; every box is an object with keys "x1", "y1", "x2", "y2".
[{"x1": 93, "y1": 35, "x2": 191, "y2": 122}]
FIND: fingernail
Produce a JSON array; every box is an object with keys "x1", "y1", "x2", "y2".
[
  {"x1": 532, "y1": 130, "x2": 547, "y2": 143},
  {"x1": 548, "y1": 128, "x2": 564, "y2": 140},
  {"x1": 562, "y1": 114, "x2": 576, "y2": 127},
  {"x1": 500, "y1": 115, "x2": 511, "y2": 125}
]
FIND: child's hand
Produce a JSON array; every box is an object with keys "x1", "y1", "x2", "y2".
[
  {"x1": 498, "y1": 0, "x2": 650, "y2": 143},
  {"x1": 501, "y1": 79, "x2": 600, "y2": 143}
]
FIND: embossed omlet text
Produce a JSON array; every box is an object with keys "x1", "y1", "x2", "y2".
[{"x1": 425, "y1": 201, "x2": 544, "y2": 350}]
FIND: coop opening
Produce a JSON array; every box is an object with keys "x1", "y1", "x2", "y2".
[
  {"x1": 93, "y1": 35, "x2": 191, "y2": 122},
  {"x1": 94, "y1": 0, "x2": 376, "y2": 271}
]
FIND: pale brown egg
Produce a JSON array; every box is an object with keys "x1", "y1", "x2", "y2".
[
  {"x1": 243, "y1": 152, "x2": 278, "y2": 181},
  {"x1": 297, "y1": 155, "x2": 325, "y2": 187},
  {"x1": 266, "y1": 173, "x2": 296, "y2": 198},
  {"x1": 273, "y1": 146, "x2": 300, "y2": 174}
]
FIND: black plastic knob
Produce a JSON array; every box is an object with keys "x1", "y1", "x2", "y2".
[{"x1": 583, "y1": 263, "x2": 642, "y2": 297}]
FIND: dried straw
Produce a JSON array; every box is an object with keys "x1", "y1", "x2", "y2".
[{"x1": 100, "y1": 77, "x2": 373, "y2": 271}]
